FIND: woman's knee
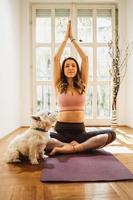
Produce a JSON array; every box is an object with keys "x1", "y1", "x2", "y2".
[
  {"x1": 50, "y1": 132, "x2": 61, "y2": 141},
  {"x1": 106, "y1": 130, "x2": 116, "y2": 144}
]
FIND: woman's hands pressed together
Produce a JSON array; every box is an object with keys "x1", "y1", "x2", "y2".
[
  {"x1": 64, "y1": 20, "x2": 75, "y2": 41},
  {"x1": 69, "y1": 21, "x2": 74, "y2": 41}
]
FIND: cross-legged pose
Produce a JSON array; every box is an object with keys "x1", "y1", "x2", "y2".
[{"x1": 47, "y1": 21, "x2": 116, "y2": 155}]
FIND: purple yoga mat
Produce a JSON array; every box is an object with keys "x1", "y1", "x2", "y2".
[{"x1": 40, "y1": 150, "x2": 133, "y2": 182}]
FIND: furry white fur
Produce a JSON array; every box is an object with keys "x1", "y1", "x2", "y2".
[{"x1": 5, "y1": 112, "x2": 57, "y2": 165}]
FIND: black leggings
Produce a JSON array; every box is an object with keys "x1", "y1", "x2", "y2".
[{"x1": 50, "y1": 121, "x2": 116, "y2": 144}]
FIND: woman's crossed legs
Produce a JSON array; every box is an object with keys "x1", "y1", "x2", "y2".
[{"x1": 47, "y1": 129, "x2": 116, "y2": 155}]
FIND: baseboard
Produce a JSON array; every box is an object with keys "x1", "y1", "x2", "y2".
[
  {"x1": 21, "y1": 126, "x2": 30, "y2": 128},
  {"x1": 0, "y1": 126, "x2": 29, "y2": 141}
]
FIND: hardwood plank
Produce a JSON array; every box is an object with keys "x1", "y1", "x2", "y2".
[{"x1": 111, "y1": 182, "x2": 133, "y2": 200}]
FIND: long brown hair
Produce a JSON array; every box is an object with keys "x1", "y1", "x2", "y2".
[{"x1": 57, "y1": 57, "x2": 85, "y2": 94}]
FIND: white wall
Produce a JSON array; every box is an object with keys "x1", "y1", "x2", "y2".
[
  {"x1": 0, "y1": 0, "x2": 21, "y2": 138},
  {"x1": 116, "y1": 0, "x2": 127, "y2": 125},
  {"x1": 125, "y1": 0, "x2": 133, "y2": 127},
  {"x1": 20, "y1": 0, "x2": 31, "y2": 126}
]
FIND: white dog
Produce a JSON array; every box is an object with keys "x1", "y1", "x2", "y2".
[{"x1": 5, "y1": 112, "x2": 57, "y2": 164}]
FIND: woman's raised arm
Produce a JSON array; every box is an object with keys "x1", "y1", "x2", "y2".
[
  {"x1": 69, "y1": 22, "x2": 89, "y2": 86},
  {"x1": 53, "y1": 22, "x2": 70, "y2": 88}
]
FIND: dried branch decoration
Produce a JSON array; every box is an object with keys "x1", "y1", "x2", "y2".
[{"x1": 108, "y1": 32, "x2": 133, "y2": 110}]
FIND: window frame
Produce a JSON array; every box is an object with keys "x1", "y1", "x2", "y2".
[{"x1": 31, "y1": 3, "x2": 116, "y2": 125}]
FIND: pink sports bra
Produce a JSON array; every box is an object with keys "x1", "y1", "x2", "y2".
[{"x1": 57, "y1": 93, "x2": 85, "y2": 112}]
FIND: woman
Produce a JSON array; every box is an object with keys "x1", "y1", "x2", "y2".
[{"x1": 48, "y1": 21, "x2": 116, "y2": 155}]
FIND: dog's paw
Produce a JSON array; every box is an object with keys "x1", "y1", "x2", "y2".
[
  {"x1": 6, "y1": 158, "x2": 21, "y2": 163},
  {"x1": 12, "y1": 159, "x2": 21, "y2": 163},
  {"x1": 31, "y1": 159, "x2": 39, "y2": 165},
  {"x1": 42, "y1": 154, "x2": 48, "y2": 159}
]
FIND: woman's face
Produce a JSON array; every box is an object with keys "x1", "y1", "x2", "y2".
[{"x1": 64, "y1": 59, "x2": 77, "y2": 78}]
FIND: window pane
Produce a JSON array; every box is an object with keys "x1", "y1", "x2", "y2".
[
  {"x1": 97, "y1": 84, "x2": 111, "y2": 118},
  {"x1": 55, "y1": 9, "x2": 70, "y2": 43},
  {"x1": 97, "y1": 47, "x2": 111, "y2": 81},
  {"x1": 86, "y1": 85, "x2": 93, "y2": 117},
  {"x1": 97, "y1": 9, "x2": 112, "y2": 43},
  {"x1": 37, "y1": 85, "x2": 52, "y2": 112},
  {"x1": 36, "y1": 47, "x2": 51, "y2": 81},
  {"x1": 77, "y1": 9, "x2": 93, "y2": 43},
  {"x1": 36, "y1": 10, "x2": 51, "y2": 43}
]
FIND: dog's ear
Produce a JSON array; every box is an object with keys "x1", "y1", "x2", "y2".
[{"x1": 31, "y1": 116, "x2": 41, "y2": 121}]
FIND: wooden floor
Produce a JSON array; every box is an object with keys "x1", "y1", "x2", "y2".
[{"x1": 0, "y1": 126, "x2": 133, "y2": 200}]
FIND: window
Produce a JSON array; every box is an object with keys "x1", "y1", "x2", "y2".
[{"x1": 32, "y1": 4, "x2": 116, "y2": 125}]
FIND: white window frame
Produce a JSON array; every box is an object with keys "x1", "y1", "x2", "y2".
[{"x1": 31, "y1": 3, "x2": 116, "y2": 126}]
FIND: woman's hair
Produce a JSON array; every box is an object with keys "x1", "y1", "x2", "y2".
[{"x1": 57, "y1": 57, "x2": 85, "y2": 94}]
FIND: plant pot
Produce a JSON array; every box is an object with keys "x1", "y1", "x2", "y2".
[{"x1": 110, "y1": 109, "x2": 117, "y2": 129}]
